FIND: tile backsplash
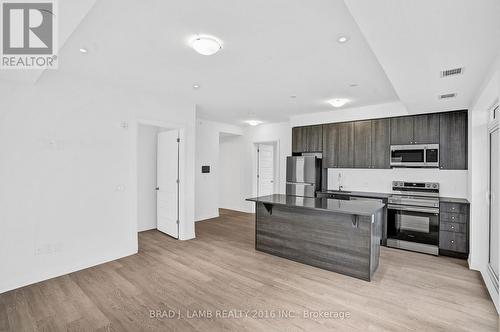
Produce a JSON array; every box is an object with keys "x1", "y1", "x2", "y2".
[{"x1": 327, "y1": 168, "x2": 468, "y2": 198}]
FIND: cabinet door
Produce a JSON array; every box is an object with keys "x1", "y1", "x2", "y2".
[
  {"x1": 337, "y1": 122, "x2": 354, "y2": 168},
  {"x1": 440, "y1": 111, "x2": 468, "y2": 170},
  {"x1": 306, "y1": 125, "x2": 323, "y2": 152},
  {"x1": 390, "y1": 117, "x2": 414, "y2": 145},
  {"x1": 371, "y1": 118, "x2": 391, "y2": 169},
  {"x1": 292, "y1": 127, "x2": 305, "y2": 153},
  {"x1": 322, "y1": 123, "x2": 339, "y2": 168},
  {"x1": 354, "y1": 120, "x2": 372, "y2": 168},
  {"x1": 413, "y1": 114, "x2": 440, "y2": 144}
]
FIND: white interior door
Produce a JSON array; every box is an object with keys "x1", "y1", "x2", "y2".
[
  {"x1": 157, "y1": 130, "x2": 179, "y2": 238},
  {"x1": 258, "y1": 144, "x2": 274, "y2": 196}
]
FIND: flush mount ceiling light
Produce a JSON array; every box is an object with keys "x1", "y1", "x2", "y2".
[
  {"x1": 245, "y1": 120, "x2": 263, "y2": 126},
  {"x1": 79, "y1": 48, "x2": 88, "y2": 53},
  {"x1": 190, "y1": 35, "x2": 222, "y2": 56},
  {"x1": 192, "y1": 84, "x2": 200, "y2": 89},
  {"x1": 327, "y1": 98, "x2": 350, "y2": 108},
  {"x1": 337, "y1": 35, "x2": 350, "y2": 43}
]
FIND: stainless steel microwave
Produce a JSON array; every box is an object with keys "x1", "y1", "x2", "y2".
[{"x1": 390, "y1": 144, "x2": 439, "y2": 168}]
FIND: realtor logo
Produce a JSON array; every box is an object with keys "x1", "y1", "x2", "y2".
[{"x1": 1, "y1": 0, "x2": 58, "y2": 69}]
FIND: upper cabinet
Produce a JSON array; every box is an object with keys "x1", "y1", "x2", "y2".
[
  {"x1": 292, "y1": 125, "x2": 322, "y2": 153},
  {"x1": 390, "y1": 114, "x2": 440, "y2": 145},
  {"x1": 439, "y1": 111, "x2": 468, "y2": 170},
  {"x1": 371, "y1": 118, "x2": 391, "y2": 169},
  {"x1": 322, "y1": 122, "x2": 354, "y2": 168},
  {"x1": 295, "y1": 110, "x2": 467, "y2": 170},
  {"x1": 390, "y1": 117, "x2": 414, "y2": 145},
  {"x1": 413, "y1": 114, "x2": 440, "y2": 144},
  {"x1": 353, "y1": 120, "x2": 372, "y2": 168}
]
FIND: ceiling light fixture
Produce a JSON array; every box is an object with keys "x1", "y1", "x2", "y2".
[
  {"x1": 327, "y1": 98, "x2": 350, "y2": 108},
  {"x1": 337, "y1": 36, "x2": 350, "y2": 43},
  {"x1": 245, "y1": 120, "x2": 263, "y2": 126},
  {"x1": 190, "y1": 35, "x2": 223, "y2": 56},
  {"x1": 79, "y1": 48, "x2": 88, "y2": 53},
  {"x1": 193, "y1": 84, "x2": 200, "y2": 89}
]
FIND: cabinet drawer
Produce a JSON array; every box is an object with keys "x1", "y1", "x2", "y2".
[
  {"x1": 439, "y1": 231, "x2": 467, "y2": 253},
  {"x1": 440, "y1": 212, "x2": 467, "y2": 224},
  {"x1": 440, "y1": 202, "x2": 468, "y2": 214},
  {"x1": 440, "y1": 221, "x2": 466, "y2": 233}
]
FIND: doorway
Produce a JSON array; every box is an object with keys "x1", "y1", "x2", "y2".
[
  {"x1": 136, "y1": 122, "x2": 182, "y2": 240},
  {"x1": 256, "y1": 142, "x2": 278, "y2": 197}
]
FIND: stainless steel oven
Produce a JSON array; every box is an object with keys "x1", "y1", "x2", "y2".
[
  {"x1": 390, "y1": 144, "x2": 439, "y2": 168},
  {"x1": 387, "y1": 181, "x2": 440, "y2": 255}
]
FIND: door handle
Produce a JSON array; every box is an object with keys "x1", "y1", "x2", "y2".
[{"x1": 155, "y1": 187, "x2": 160, "y2": 191}]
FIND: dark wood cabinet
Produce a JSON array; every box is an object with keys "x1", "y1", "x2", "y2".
[
  {"x1": 322, "y1": 122, "x2": 353, "y2": 168},
  {"x1": 439, "y1": 202, "x2": 469, "y2": 258},
  {"x1": 354, "y1": 120, "x2": 372, "y2": 168},
  {"x1": 292, "y1": 125, "x2": 323, "y2": 153},
  {"x1": 292, "y1": 127, "x2": 305, "y2": 153},
  {"x1": 390, "y1": 117, "x2": 414, "y2": 145},
  {"x1": 322, "y1": 123, "x2": 340, "y2": 168},
  {"x1": 413, "y1": 114, "x2": 440, "y2": 144},
  {"x1": 371, "y1": 119, "x2": 391, "y2": 169},
  {"x1": 391, "y1": 114, "x2": 440, "y2": 145},
  {"x1": 306, "y1": 125, "x2": 323, "y2": 152},
  {"x1": 337, "y1": 122, "x2": 354, "y2": 168},
  {"x1": 298, "y1": 110, "x2": 467, "y2": 170},
  {"x1": 439, "y1": 111, "x2": 468, "y2": 170}
]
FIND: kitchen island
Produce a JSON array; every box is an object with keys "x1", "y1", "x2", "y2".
[{"x1": 246, "y1": 194, "x2": 385, "y2": 281}]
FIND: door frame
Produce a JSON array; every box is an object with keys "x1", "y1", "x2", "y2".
[
  {"x1": 132, "y1": 119, "x2": 186, "y2": 248},
  {"x1": 487, "y1": 107, "x2": 500, "y2": 292},
  {"x1": 252, "y1": 140, "x2": 280, "y2": 200}
]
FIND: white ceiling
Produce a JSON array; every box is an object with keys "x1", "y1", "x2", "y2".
[
  {"x1": 2, "y1": 1, "x2": 499, "y2": 124},
  {"x1": 32, "y1": 0, "x2": 398, "y2": 124},
  {"x1": 345, "y1": 0, "x2": 500, "y2": 114}
]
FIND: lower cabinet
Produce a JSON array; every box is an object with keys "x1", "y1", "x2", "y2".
[{"x1": 439, "y1": 202, "x2": 469, "y2": 258}]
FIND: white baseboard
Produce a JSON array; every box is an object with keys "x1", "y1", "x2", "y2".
[
  {"x1": 0, "y1": 247, "x2": 137, "y2": 295},
  {"x1": 195, "y1": 212, "x2": 220, "y2": 222}
]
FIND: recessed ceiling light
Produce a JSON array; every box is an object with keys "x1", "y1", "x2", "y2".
[
  {"x1": 337, "y1": 36, "x2": 350, "y2": 44},
  {"x1": 193, "y1": 84, "x2": 200, "y2": 89},
  {"x1": 190, "y1": 35, "x2": 222, "y2": 56},
  {"x1": 327, "y1": 98, "x2": 350, "y2": 108},
  {"x1": 245, "y1": 120, "x2": 263, "y2": 126},
  {"x1": 349, "y1": 83, "x2": 358, "y2": 88},
  {"x1": 79, "y1": 48, "x2": 88, "y2": 53}
]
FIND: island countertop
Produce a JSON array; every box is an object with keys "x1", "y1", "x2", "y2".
[{"x1": 246, "y1": 194, "x2": 385, "y2": 217}]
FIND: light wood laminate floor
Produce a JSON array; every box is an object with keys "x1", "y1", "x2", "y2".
[{"x1": 1, "y1": 209, "x2": 498, "y2": 331}]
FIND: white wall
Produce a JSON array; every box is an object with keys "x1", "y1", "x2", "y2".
[
  {"x1": 0, "y1": 74, "x2": 196, "y2": 294},
  {"x1": 137, "y1": 124, "x2": 158, "y2": 232},
  {"x1": 219, "y1": 122, "x2": 292, "y2": 213},
  {"x1": 195, "y1": 119, "x2": 243, "y2": 221},
  {"x1": 468, "y1": 55, "x2": 500, "y2": 312},
  {"x1": 327, "y1": 169, "x2": 468, "y2": 198}
]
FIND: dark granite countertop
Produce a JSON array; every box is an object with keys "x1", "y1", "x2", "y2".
[
  {"x1": 317, "y1": 190, "x2": 391, "y2": 200},
  {"x1": 246, "y1": 194, "x2": 385, "y2": 216},
  {"x1": 439, "y1": 197, "x2": 470, "y2": 204},
  {"x1": 317, "y1": 190, "x2": 469, "y2": 204}
]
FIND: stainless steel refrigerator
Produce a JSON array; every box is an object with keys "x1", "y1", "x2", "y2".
[{"x1": 286, "y1": 156, "x2": 322, "y2": 198}]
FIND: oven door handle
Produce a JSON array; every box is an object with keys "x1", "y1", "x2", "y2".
[{"x1": 387, "y1": 204, "x2": 439, "y2": 214}]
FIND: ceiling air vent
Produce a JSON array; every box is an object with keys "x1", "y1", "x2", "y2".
[
  {"x1": 440, "y1": 67, "x2": 464, "y2": 78},
  {"x1": 439, "y1": 93, "x2": 457, "y2": 99}
]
